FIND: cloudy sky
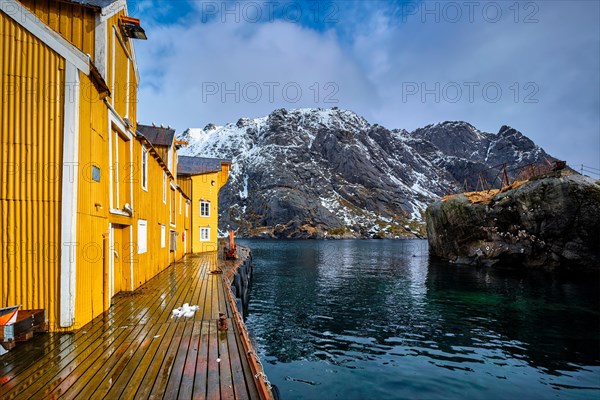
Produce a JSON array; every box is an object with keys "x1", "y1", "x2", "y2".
[{"x1": 130, "y1": 0, "x2": 599, "y2": 172}]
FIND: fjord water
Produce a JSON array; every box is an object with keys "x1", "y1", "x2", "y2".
[{"x1": 239, "y1": 239, "x2": 600, "y2": 400}]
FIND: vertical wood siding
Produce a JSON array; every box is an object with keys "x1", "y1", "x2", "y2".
[{"x1": 0, "y1": 12, "x2": 64, "y2": 329}]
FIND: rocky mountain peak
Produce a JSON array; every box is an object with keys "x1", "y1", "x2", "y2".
[
  {"x1": 179, "y1": 107, "x2": 554, "y2": 239},
  {"x1": 497, "y1": 125, "x2": 530, "y2": 142},
  {"x1": 498, "y1": 125, "x2": 515, "y2": 135},
  {"x1": 265, "y1": 107, "x2": 370, "y2": 134}
]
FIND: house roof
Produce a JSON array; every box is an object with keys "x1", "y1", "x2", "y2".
[
  {"x1": 178, "y1": 156, "x2": 231, "y2": 176},
  {"x1": 137, "y1": 124, "x2": 176, "y2": 147},
  {"x1": 61, "y1": 0, "x2": 119, "y2": 9}
]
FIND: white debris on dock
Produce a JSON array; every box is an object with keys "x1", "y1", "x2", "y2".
[{"x1": 171, "y1": 303, "x2": 199, "y2": 318}]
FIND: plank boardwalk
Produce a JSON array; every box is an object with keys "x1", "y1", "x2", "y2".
[{"x1": 0, "y1": 251, "x2": 266, "y2": 400}]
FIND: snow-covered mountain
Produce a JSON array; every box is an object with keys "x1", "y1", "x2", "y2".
[{"x1": 179, "y1": 107, "x2": 553, "y2": 239}]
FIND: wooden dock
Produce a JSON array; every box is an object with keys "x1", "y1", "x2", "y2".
[{"x1": 0, "y1": 249, "x2": 272, "y2": 400}]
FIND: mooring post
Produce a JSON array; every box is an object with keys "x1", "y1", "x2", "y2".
[{"x1": 218, "y1": 312, "x2": 228, "y2": 331}]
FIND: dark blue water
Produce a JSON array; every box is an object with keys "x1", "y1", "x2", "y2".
[{"x1": 239, "y1": 239, "x2": 600, "y2": 400}]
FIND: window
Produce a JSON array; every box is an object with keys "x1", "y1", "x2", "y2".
[
  {"x1": 160, "y1": 225, "x2": 166, "y2": 248},
  {"x1": 111, "y1": 127, "x2": 131, "y2": 210},
  {"x1": 185, "y1": 201, "x2": 189, "y2": 217},
  {"x1": 200, "y1": 227, "x2": 210, "y2": 241},
  {"x1": 163, "y1": 172, "x2": 167, "y2": 204},
  {"x1": 141, "y1": 146, "x2": 148, "y2": 190},
  {"x1": 179, "y1": 193, "x2": 182, "y2": 215},
  {"x1": 138, "y1": 220, "x2": 147, "y2": 254},
  {"x1": 200, "y1": 201, "x2": 210, "y2": 217},
  {"x1": 107, "y1": 113, "x2": 134, "y2": 214},
  {"x1": 92, "y1": 165, "x2": 101, "y2": 182}
]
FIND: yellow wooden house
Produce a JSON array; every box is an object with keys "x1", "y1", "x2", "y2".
[
  {"x1": 177, "y1": 156, "x2": 231, "y2": 253},
  {"x1": 0, "y1": 0, "x2": 227, "y2": 332},
  {"x1": 137, "y1": 123, "x2": 192, "y2": 255}
]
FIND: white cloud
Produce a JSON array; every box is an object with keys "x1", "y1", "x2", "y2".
[
  {"x1": 347, "y1": 1, "x2": 599, "y2": 167},
  {"x1": 135, "y1": 18, "x2": 377, "y2": 128},
  {"x1": 134, "y1": 0, "x2": 599, "y2": 169}
]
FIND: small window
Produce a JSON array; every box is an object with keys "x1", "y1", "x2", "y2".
[
  {"x1": 185, "y1": 201, "x2": 189, "y2": 217},
  {"x1": 141, "y1": 146, "x2": 148, "y2": 190},
  {"x1": 92, "y1": 165, "x2": 101, "y2": 182},
  {"x1": 200, "y1": 227, "x2": 210, "y2": 241},
  {"x1": 138, "y1": 219, "x2": 147, "y2": 254},
  {"x1": 160, "y1": 224, "x2": 166, "y2": 248},
  {"x1": 163, "y1": 172, "x2": 167, "y2": 204},
  {"x1": 179, "y1": 193, "x2": 182, "y2": 215},
  {"x1": 200, "y1": 201, "x2": 210, "y2": 217}
]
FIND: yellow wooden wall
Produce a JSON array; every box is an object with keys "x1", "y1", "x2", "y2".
[
  {"x1": 73, "y1": 71, "x2": 110, "y2": 328},
  {"x1": 74, "y1": 112, "x2": 192, "y2": 325},
  {"x1": 2, "y1": 2, "x2": 193, "y2": 331},
  {"x1": 18, "y1": 0, "x2": 95, "y2": 59},
  {"x1": 154, "y1": 146, "x2": 169, "y2": 167},
  {"x1": 175, "y1": 188, "x2": 190, "y2": 257},
  {"x1": 178, "y1": 176, "x2": 193, "y2": 246},
  {"x1": 106, "y1": 11, "x2": 137, "y2": 125},
  {"x1": 76, "y1": 3, "x2": 190, "y2": 323},
  {"x1": 131, "y1": 146, "x2": 178, "y2": 287},
  {"x1": 177, "y1": 176, "x2": 192, "y2": 199},
  {"x1": 0, "y1": 11, "x2": 64, "y2": 330}
]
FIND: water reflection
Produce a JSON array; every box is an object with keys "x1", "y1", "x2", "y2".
[
  {"x1": 426, "y1": 261, "x2": 600, "y2": 373},
  {"x1": 241, "y1": 239, "x2": 600, "y2": 400}
]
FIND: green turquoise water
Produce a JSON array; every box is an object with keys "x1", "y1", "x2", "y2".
[{"x1": 239, "y1": 239, "x2": 600, "y2": 400}]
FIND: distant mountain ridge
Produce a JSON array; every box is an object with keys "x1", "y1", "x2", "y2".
[{"x1": 179, "y1": 107, "x2": 553, "y2": 238}]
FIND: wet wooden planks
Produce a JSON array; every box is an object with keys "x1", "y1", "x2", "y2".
[{"x1": 0, "y1": 252, "x2": 261, "y2": 400}]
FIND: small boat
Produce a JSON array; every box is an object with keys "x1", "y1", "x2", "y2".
[{"x1": 0, "y1": 305, "x2": 20, "y2": 326}]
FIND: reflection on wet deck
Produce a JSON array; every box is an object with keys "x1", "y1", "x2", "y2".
[{"x1": 0, "y1": 251, "x2": 265, "y2": 399}]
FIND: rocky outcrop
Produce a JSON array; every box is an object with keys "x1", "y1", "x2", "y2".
[
  {"x1": 426, "y1": 170, "x2": 600, "y2": 269},
  {"x1": 179, "y1": 107, "x2": 554, "y2": 239}
]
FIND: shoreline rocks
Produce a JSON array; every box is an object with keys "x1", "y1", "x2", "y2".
[{"x1": 425, "y1": 170, "x2": 600, "y2": 269}]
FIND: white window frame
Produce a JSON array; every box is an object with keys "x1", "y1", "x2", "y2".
[
  {"x1": 111, "y1": 28, "x2": 115, "y2": 106},
  {"x1": 200, "y1": 227, "x2": 210, "y2": 242},
  {"x1": 185, "y1": 201, "x2": 189, "y2": 218},
  {"x1": 138, "y1": 219, "x2": 147, "y2": 254},
  {"x1": 108, "y1": 114, "x2": 133, "y2": 215},
  {"x1": 200, "y1": 200, "x2": 210, "y2": 217},
  {"x1": 141, "y1": 146, "x2": 148, "y2": 191},
  {"x1": 170, "y1": 186, "x2": 176, "y2": 227},
  {"x1": 114, "y1": 130, "x2": 120, "y2": 207},
  {"x1": 160, "y1": 224, "x2": 166, "y2": 248},
  {"x1": 163, "y1": 172, "x2": 167, "y2": 204},
  {"x1": 167, "y1": 149, "x2": 173, "y2": 173}
]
